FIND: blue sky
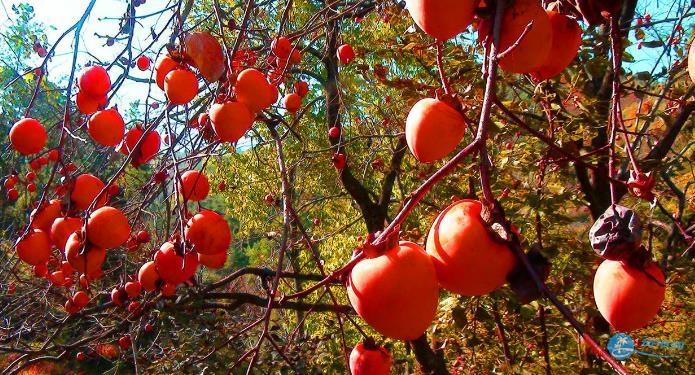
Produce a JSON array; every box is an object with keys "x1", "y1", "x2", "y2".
[
  {"x1": 0, "y1": 0, "x2": 689, "y2": 110},
  {"x1": 0, "y1": 0, "x2": 172, "y2": 109}
]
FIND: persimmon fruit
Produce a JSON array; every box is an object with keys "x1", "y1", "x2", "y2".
[
  {"x1": 478, "y1": 0, "x2": 551, "y2": 73},
  {"x1": 164, "y1": 69, "x2": 198, "y2": 105},
  {"x1": 405, "y1": 98, "x2": 466, "y2": 163},
  {"x1": 16, "y1": 229, "x2": 52, "y2": 266},
  {"x1": 179, "y1": 170, "x2": 210, "y2": 202},
  {"x1": 209, "y1": 101, "x2": 254, "y2": 143},
  {"x1": 72, "y1": 291, "x2": 90, "y2": 308},
  {"x1": 347, "y1": 241, "x2": 439, "y2": 340},
  {"x1": 76, "y1": 91, "x2": 107, "y2": 115},
  {"x1": 154, "y1": 241, "x2": 199, "y2": 284},
  {"x1": 337, "y1": 44, "x2": 356, "y2": 64},
  {"x1": 235, "y1": 68, "x2": 273, "y2": 113},
  {"x1": 65, "y1": 232, "x2": 106, "y2": 277},
  {"x1": 124, "y1": 281, "x2": 142, "y2": 298},
  {"x1": 405, "y1": 0, "x2": 476, "y2": 41},
  {"x1": 71, "y1": 173, "x2": 107, "y2": 211},
  {"x1": 155, "y1": 55, "x2": 179, "y2": 89},
  {"x1": 294, "y1": 81, "x2": 309, "y2": 97},
  {"x1": 138, "y1": 261, "x2": 161, "y2": 291},
  {"x1": 86, "y1": 206, "x2": 131, "y2": 249},
  {"x1": 426, "y1": 199, "x2": 516, "y2": 296},
  {"x1": 531, "y1": 11, "x2": 583, "y2": 81},
  {"x1": 198, "y1": 251, "x2": 227, "y2": 269},
  {"x1": 78, "y1": 65, "x2": 111, "y2": 97},
  {"x1": 349, "y1": 340, "x2": 391, "y2": 375},
  {"x1": 593, "y1": 259, "x2": 665, "y2": 332},
  {"x1": 271, "y1": 36, "x2": 292, "y2": 59},
  {"x1": 88, "y1": 108, "x2": 125, "y2": 147},
  {"x1": 30, "y1": 199, "x2": 62, "y2": 231},
  {"x1": 185, "y1": 210, "x2": 231, "y2": 255},
  {"x1": 136, "y1": 55, "x2": 151, "y2": 71},
  {"x1": 282, "y1": 93, "x2": 302, "y2": 113},
  {"x1": 50, "y1": 217, "x2": 82, "y2": 251},
  {"x1": 119, "y1": 126, "x2": 161, "y2": 167},
  {"x1": 9, "y1": 118, "x2": 47, "y2": 155}
]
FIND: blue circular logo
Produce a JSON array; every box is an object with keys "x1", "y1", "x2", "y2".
[{"x1": 607, "y1": 333, "x2": 635, "y2": 361}]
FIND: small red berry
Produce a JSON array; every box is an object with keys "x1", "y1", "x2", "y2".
[
  {"x1": 7, "y1": 188, "x2": 19, "y2": 200},
  {"x1": 72, "y1": 291, "x2": 90, "y2": 308},
  {"x1": 136, "y1": 56, "x2": 151, "y2": 71},
  {"x1": 136, "y1": 230, "x2": 150, "y2": 243},
  {"x1": 127, "y1": 301, "x2": 141, "y2": 313},
  {"x1": 118, "y1": 335, "x2": 131, "y2": 350},
  {"x1": 48, "y1": 149, "x2": 60, "y2": 162},
  {"x1": 328, "y1": 126, "x2": 340, "y2": 138},
  {"x1": 332, "y1": 153, "x2": 346, "y2": 170}
]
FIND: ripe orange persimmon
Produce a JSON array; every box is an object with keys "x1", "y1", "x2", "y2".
[
  {"x1": 50, "y1": 216, "x2": 82, "y2": 251},
  {"x1": 405, "y1": 98, "x2": 466, "y2": 163},
  {"x1": 155, "y1": 55, "x2": 180, "y2": 89},
  {"x1": 71, "y1": 174, "x2": 107, "y2": 211},
  {"x1": 88, "y1": 108, "x2": 125, "y2": 147},
  {"x1": 235, "y1": 68, "x2": 273, "y2": 113},
  {"x1": 138, "y1": 261, "x2": 161, "y2": 291},
  {"x1": 426, "y1": 199, "x2": 516, "y2": 296},
  {"x1": 124, "y1": 281, "x2": 142, "y2": 298},
  {"x1": 282, "y1": 93, "x2": 302, "y2": 113},
  {"x1": 531, "y1": 11, "x2": 583, "y2": 81},
  {"x1": 347, "y1": 241, "x2": 439, "y2": 340},
  {"x1": 154, "y1": 241, "x2": 199, "y2": 284},
  {"x1": 294, "y1": 81, "x2": 309, "y2": 97},
  {"x1": 16, "y1": 229, "x2": 52, "y2": 266},
  {"x1": 179, "y1": 170, "x2": 210, "y2": 201},
  {"x1": 9, "y1": 118, "x2": 47, "y2": 155},
  {"x1": 76, "y1": 91, "x2": 107, "y2": 115},
  {"x1": 78, "y1": 65, "x2": 111, "y2": 97},
  {"x1": 349, "y1": 341, "x2": 392, "y2": 375},
  {"x1": 30, "y1": 199, "x2": 62, "y2": 231},
  {"x1": 118, "y1": 126, "x2": 161, "y2": 167},
  {"x1": 289, "y1": 49, "x2": 301, "y2": 65},
  {"x1": 593, "y1": 260, "x2": 665, "y2": 332},
  {"x1": 479, "y1": 0, "x2": 551, "y2": 73},
  {"x1": 337, "y1": 44, "x2": 356, "y2": 64},
  {"x1": 209, "y1": 101, "x2": 254, "y2": 143},
  {"x1": 72, "y1": 291, "x2": 90, "y2": 308},
  {"x1": 405, "y1": 0, "x2": 476, "y2": 41},
  {"x1": 86, "y1": 206, "x2": 131, "y2": 249},
  {"x1": 185, "y1": 210, "x2": 231, "y2": 255},
  {"x1": 198, "y1": 251, "x2": 227, "y2": 269},
  {"x1": 164, "y1": 69, "x2": 198, "y2": 105},
  {"x1": 65, "y1": 232, "x2": 106, "y2": 277},
  {"x1": 271, "y1": 36, "x2": 292, "y2": 59}
]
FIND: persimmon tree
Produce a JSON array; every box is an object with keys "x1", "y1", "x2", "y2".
[{"x1": 0, "y1": 0, "x2": 693, "y2": 374}]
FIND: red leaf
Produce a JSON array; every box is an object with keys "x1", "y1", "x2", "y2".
[{"x1": 184, "y1": 32, "x2": 225, "y2": 82}]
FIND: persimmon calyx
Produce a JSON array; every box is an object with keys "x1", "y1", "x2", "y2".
[{"x1": 478, "y1": 200, "x2": 514, "y2": 244}]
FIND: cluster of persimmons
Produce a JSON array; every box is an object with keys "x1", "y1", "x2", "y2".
[{"x1": 5, "y1": 0, "x2": 671, "y2": 373}]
